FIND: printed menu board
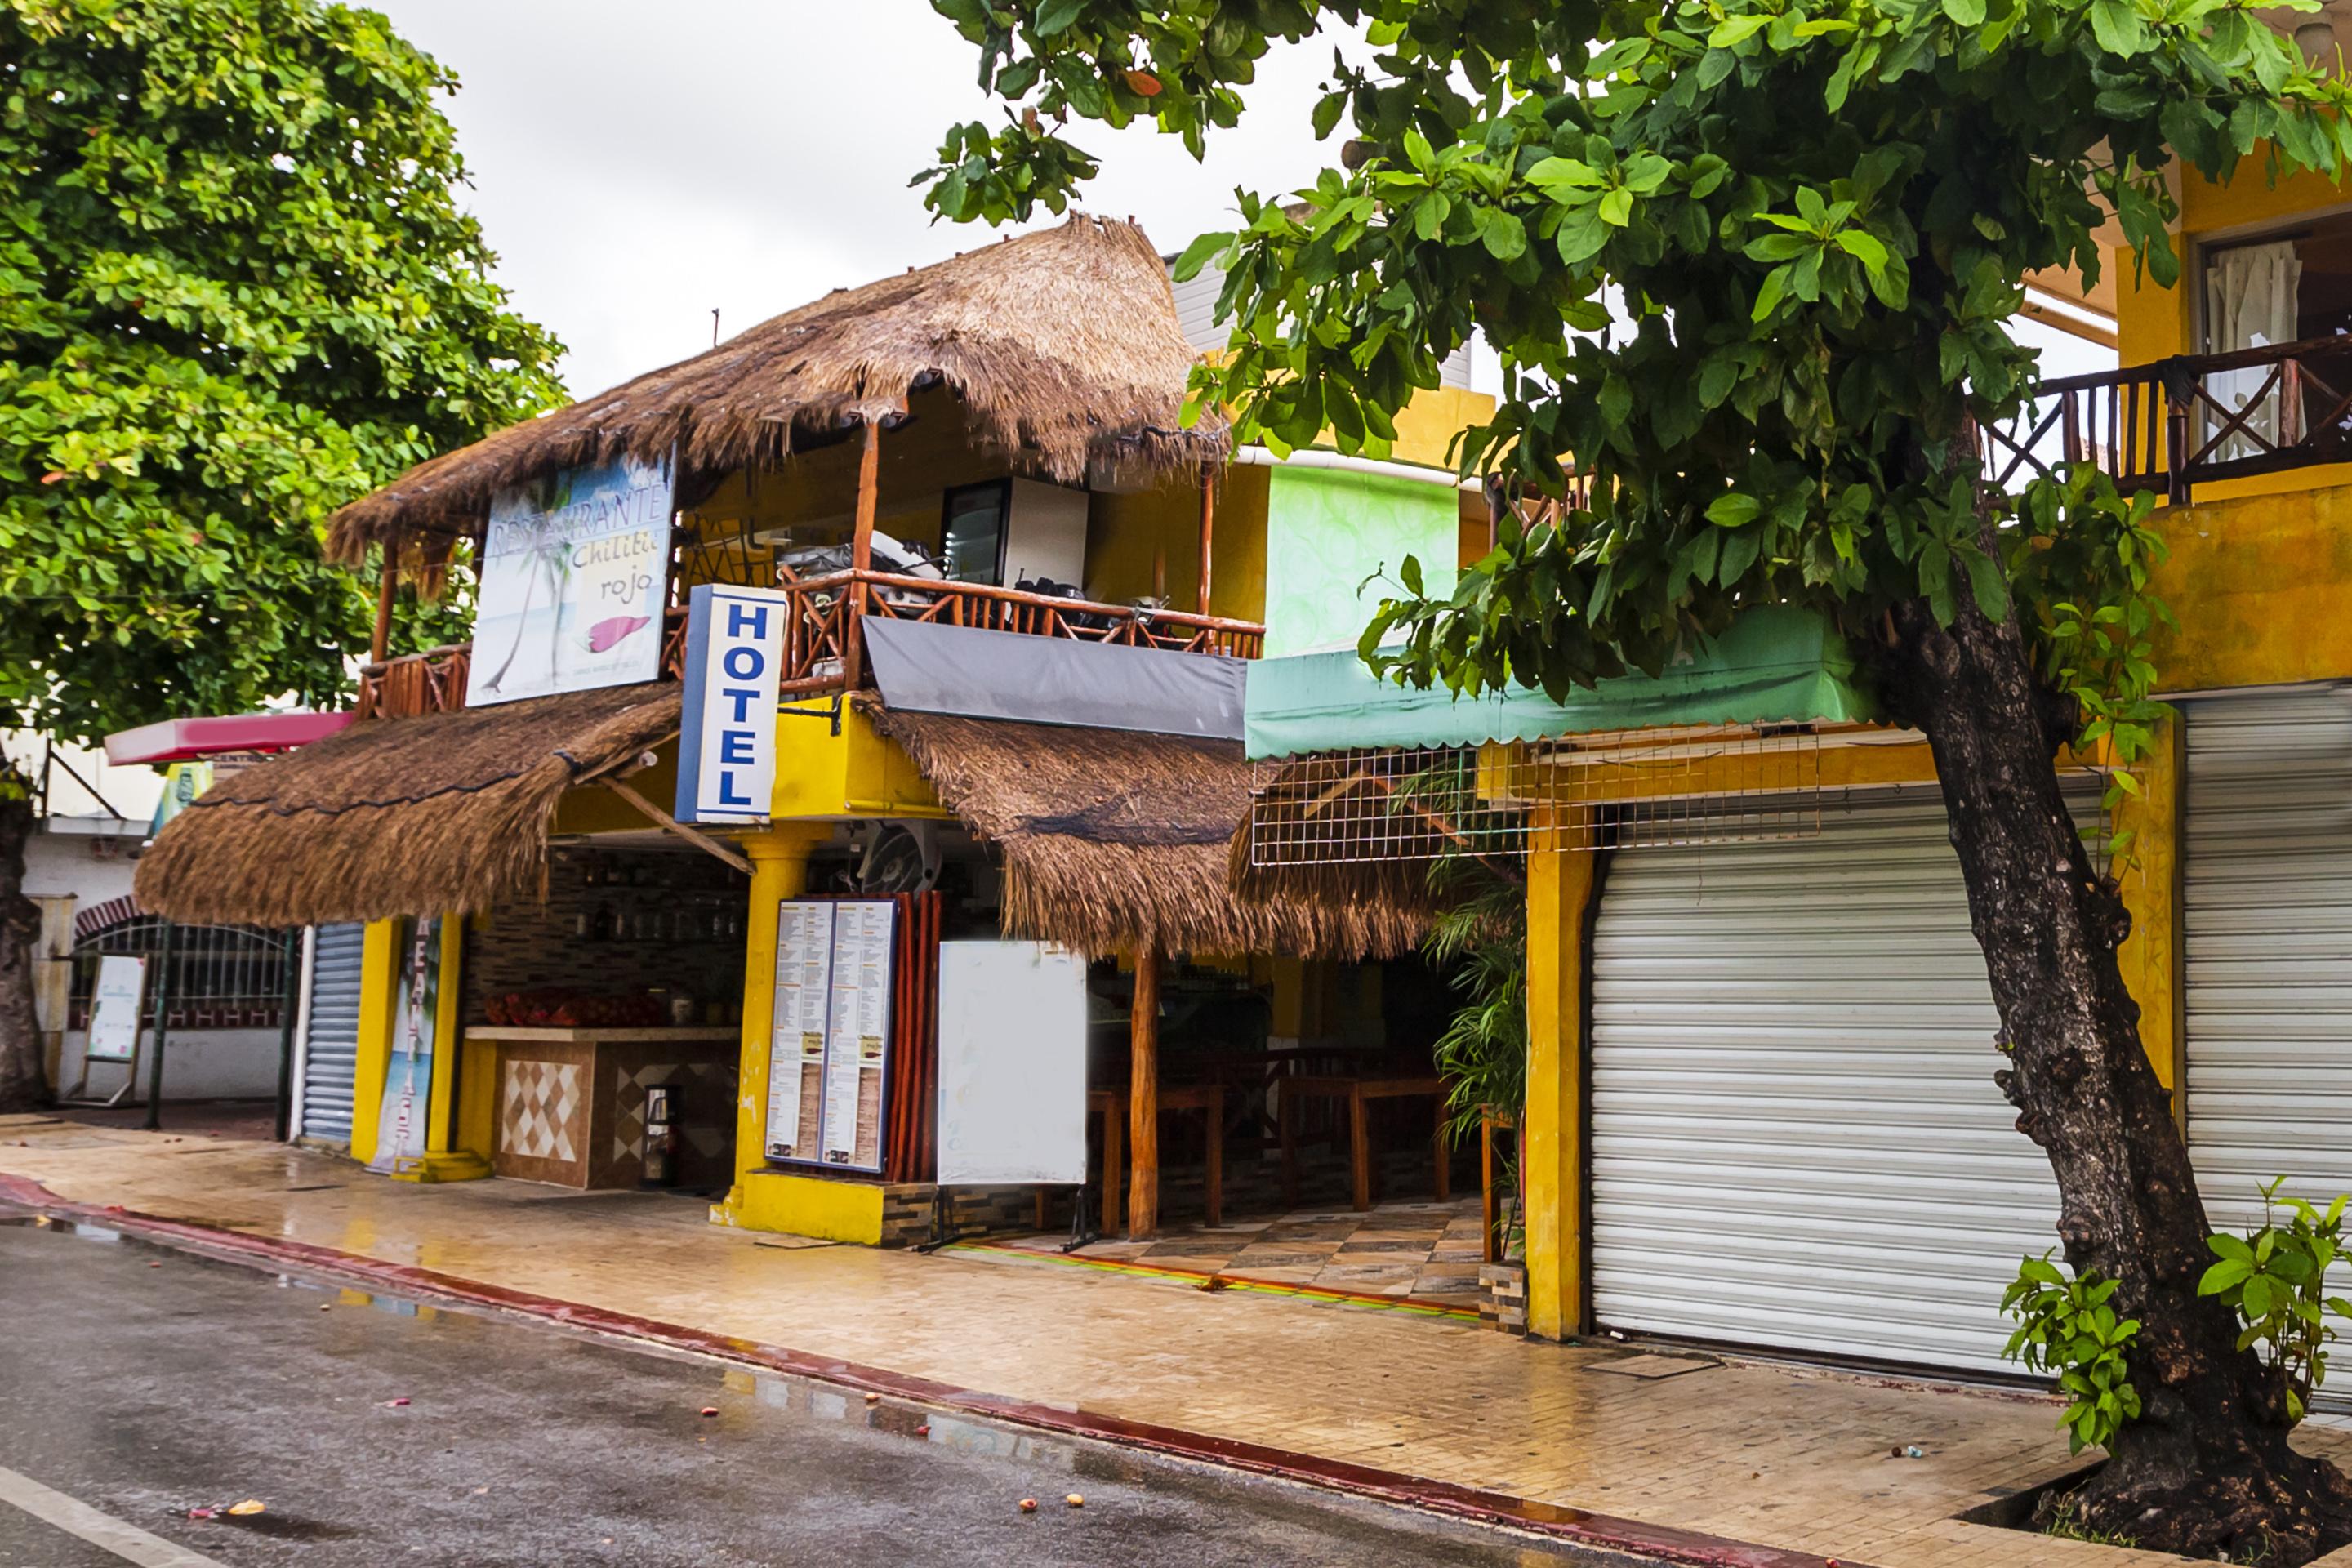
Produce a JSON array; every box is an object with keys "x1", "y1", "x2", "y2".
[
  {"x1": 764, "y1": 898, "x2": 894, "y2": 1173},
  {"x1": 764, "y1": 902, "x2": 836, "y2": 1162},
  {"x1": 820, "y1": 902, "x2": 895, "y2": 1171}
]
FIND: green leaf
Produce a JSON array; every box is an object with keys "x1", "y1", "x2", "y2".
[
  {"x1": 1717, "y1": 525, "x2": 1763, "y2": 585},
  {"x1": 1706, "y1": 493, "x2": 1762, "y2": 528},
  {"x1": 1752, "y1": 265, "x2": 1790, "y2": 322},
  {"x1": 1707, "y1": 14, "x2": 1771, "y2": 48},
  {"x1": 1480, "y1": 208, "x2": 1529, "y2": 261},
  {"x1": 1033, "y1": 0, "x2": 1084, "y2": 35},
  {"x1": 1941, "y1": 0, "x2": 1986, "y2": 23},
  {"x1": 2089, "y1": 0, "x2": 2149, "y2": 56},
  {"x1": 1962, "y1": 546, "x2": 2009, "y2": 623},
  {"x1": 2200, "y1": 1258, "x2": 2253, "y2": 1294},
  {"x1": 1598, "y1": 187, "x2": 1633, "y2": 228},
  {"x1": 1170, "y1": 230, "x2": 1232, "y2": 283}
]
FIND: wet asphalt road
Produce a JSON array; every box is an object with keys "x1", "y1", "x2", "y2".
[{"x1": 0, "y1": 1215, "x2": 1618, "y2": 1568}]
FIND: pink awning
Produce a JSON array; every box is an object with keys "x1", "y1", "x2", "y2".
[{"x1": 104, "y1": 710, "x2": 354, "y2": 766}]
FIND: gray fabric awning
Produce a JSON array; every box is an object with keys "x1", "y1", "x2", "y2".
[{"x1": 862, "y1": 618, "x2": 1245, "y2": 741}]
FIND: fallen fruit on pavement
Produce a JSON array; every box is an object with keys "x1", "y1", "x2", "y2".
[
  {"x1": 699, "y1": 1406, "x2": 719, "y2": 1417},
  {"x1": 1065, "y1": 1494, "x2": 1084, "y2": 1508},
  {"x1": 915, "y1": 1424, "x2": 930, "y2": 1437},
  {"x1": 863, "y1": 1392, "x2": 880, "y2": 1405},
  {"x1": 227, "y1": 1500, "x2": 266, "y2": 1517},
  {"x1": 1018, "y1": 1498, "x2": 1037, "y2": 1512},
  {"x1": 187, "y1": 1508, "x2": 218, "y2": 1520},
  {"x1": 383, "y1": 1397, "x2": 410, "y2": 1408}
]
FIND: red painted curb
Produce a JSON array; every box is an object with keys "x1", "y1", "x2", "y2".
[{"x1": 0, "y1": 1172, "x2": 1863, "y2": 1568}]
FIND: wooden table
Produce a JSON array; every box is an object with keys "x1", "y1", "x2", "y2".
[
  {"x1": 1278, "y1": 1075, "x2": 1450, "y2": 1212},
  {"x1": 1087, "y1": 1083, "x2": 1225, "y2": 1234}
]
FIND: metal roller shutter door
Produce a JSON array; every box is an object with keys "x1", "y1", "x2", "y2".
[
  {"x1": 299, "y1": 924, "x2": 366, "y2": 1146},
  {"x1": 1590, "y1": 791, "x2": 2079, "y2": 1374},
  {"x1": 2184, "y1": 688, "x2": 2352, "y2": 1239}
]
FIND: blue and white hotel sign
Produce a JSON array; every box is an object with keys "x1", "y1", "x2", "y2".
[{"x1": 676, "y1": 583, "x2": 787, "y2": 825}]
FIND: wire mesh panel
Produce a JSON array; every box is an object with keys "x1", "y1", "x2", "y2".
[
  {"x1": 1248, "y1": 725, "x2": 1828, "y2": 865},
  {"x1": 1248, "y1": 746, "x2": 1526, "y2": 866}
]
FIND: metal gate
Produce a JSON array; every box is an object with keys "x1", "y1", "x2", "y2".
[
  {"x1": 297, "y1": 924, "x2": 367, "y2": 1146},
  {"x1": 64, "y1": 916, "x2": 299, "y2": 1120},
  {"x1": 2183, "y1": 688, "x2": 2352, "y2": 1237},
  {"x1": 1588, "y1": 788, "x2": 2096, "y2": 1374}
]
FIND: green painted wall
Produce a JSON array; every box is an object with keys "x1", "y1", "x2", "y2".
[{"x1": 1261, "y1": 465, "x2": 1459, "y2": 658}]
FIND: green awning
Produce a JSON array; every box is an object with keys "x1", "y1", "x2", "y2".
[{"x1": 1244, "y1": 606, "x2": 1876, "y2": 760}]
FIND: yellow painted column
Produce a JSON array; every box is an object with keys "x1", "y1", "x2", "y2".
[
  {"x1": 1524, "y1": 813, "x2": 1597, "y2": 1342},
  {"x1": 346, "y1": 919, "x2": 400, "y2": 1168},
  {"x1": 2114, "y1": 715, "x2": 2185, "y2": 1122},
  {"x1": 712, "y1": 826, "x2": 881, "y2": 1240}
]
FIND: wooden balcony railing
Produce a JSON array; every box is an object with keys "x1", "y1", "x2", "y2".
[
  {"x1": 354, "y1": 608, "x2": 690, "y2": 720},
  {"x1": 1980, "y1": 336, "x2": 2352, "y2": 503},
  {"x1": 353, "y1": 581, "x2": 1267, "y2": 720},
  {"x1": 775, "y1": 570, "x2": 1267, "y2": 696}
]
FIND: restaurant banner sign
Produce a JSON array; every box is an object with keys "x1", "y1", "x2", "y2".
[
  {"x1": 675, "y1": 583, "x2": 786, "y2": 825},
  {"x1": 469, "y1": 457, "x2": 674, "y2": 706}
]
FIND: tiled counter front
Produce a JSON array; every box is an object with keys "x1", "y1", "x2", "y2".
[{"x1": 470, "y1": 1027, "x2": 739, "y2": 1190}]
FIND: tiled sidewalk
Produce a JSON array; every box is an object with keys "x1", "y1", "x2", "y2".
[
  {"x1": 996, "y1": 1196, "x2": 1491, "y2": 1309},
  {"x1": 4, "y1": 1115, "x2": 2343, "y2": 1568}
]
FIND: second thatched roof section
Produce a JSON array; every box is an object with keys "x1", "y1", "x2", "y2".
[
  {"x1": 328, "y1": 214, "x2": 1227, "y2": 560},
  {"x1": 133, "y1": 684, "x2": 683, "y2": 927},
  {"x1": 864, "y1": 705, "x2": 1432, "y2": 961}
]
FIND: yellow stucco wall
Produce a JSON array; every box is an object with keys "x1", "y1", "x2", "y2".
[
  {"x1": 767, "y1": 706, "x2": 948, "y2": 822},
  {"x1": 2149, "y1": 483, "x2": 2352, "y2": 692},
  {"x1": 1085, "y1": 465, "x2": 1270, "y2": 622}
]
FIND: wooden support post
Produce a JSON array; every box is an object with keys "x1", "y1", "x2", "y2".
[
  {"x1": 1195, "y1": 466, "x2": 1215, "y2": 614},
  {"x1": 1127, "y1": 946, "x2": 1160, "y2": 1239},
  {"x1": 844, "y1": 421, "x2": 881, "y2": 690},
  {"x1": 371, "y1": 556, "x2": 398, "y2": 665}
]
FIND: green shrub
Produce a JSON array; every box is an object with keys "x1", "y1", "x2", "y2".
[
  {"x1": 2198, "y1": 1178, "x2": 2352, "y2": 1423},
  {"x1": 2002, "y1": 1254, "x2": 2142, "y2": 1454}
]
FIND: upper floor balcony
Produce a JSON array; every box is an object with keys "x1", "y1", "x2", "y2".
[
  {"x1": 1980, "y1": 336, "x2": 2352, "y2": 505},
  {"x1": 355, "y1": 568, "x2": 1267, "y2": 721}
]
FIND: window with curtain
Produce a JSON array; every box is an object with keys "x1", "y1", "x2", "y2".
[{"x1": 2203, "y1": 240, "x2": 2303, "y2": 460}]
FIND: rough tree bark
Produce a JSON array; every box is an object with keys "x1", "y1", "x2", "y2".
[
  {"x1": 0, "y1": 767, "x2": 51, "y2": 1114},
  {"x1": 1882, "y1": 584, "x2": 2352, "y2": 1564}
]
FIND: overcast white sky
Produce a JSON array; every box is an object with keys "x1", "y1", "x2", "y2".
[
  {"x1": 367, "y1": 0, "x2": 2110, "y2": 397},
  {"x1": 371, "y1": 0, "x2": 1368, "y2": 398}
]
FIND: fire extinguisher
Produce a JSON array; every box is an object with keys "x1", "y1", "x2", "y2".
[{"x1": 642, "y1": 1085, "x2": 681, "y2": 1187}]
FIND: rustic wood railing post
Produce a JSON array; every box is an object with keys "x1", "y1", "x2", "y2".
[
  {"x1": 370, "y1": 555, "x2": 396, "y2": 665},
  {"x1": 1196, "y1": 464, "x2": 1216, "y2": 613},
  {"x1": 844, "y1": 420, "x2": 881, "y2": 690}
]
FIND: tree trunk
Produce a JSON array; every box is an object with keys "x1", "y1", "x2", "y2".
[
  {"x1": 1883, "y1": 590, "x2": 2352, "y2": 1564},
  {"x1": 0, "y1": 767, "x2": 51, "y2": 1114}
]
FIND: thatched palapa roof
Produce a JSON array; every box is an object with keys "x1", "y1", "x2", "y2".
[
  {"x1": 133, "y1": 684, "x2": 683, "y2": 926},
  {"x1": 864, "y1": 706, "x2": 1430, "y2": 961},
  {"x1": 328, "y1": 215, "x2": 1227, "y2": 559}
]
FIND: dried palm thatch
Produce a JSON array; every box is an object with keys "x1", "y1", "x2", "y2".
[
  {"x1": 134, "y1": 684, "x2": 683, "y2": 926},
  {"x1": 864, "y1": 706, "x2": 1431, "y2": 960},
  {"x1": 327, "y1": 215, "x2": 1227, "y2": 561}
]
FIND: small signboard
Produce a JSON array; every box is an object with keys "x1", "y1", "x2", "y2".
[
  {"x1": 764, "y1": 898, "x2": 894, "y2": 1174},
  {"x1": 675, "y1": 583, "x2": 787, "y2": 825},
  {"x1": 470, "y1": 457, "x2": 674, "y2": 706},
  {"x1": 84, "y1": 955, "x2": 146, "y2": 1063},
  {"x1": 935, "y1": 941, "x2": 1088, "y2": 1187}
]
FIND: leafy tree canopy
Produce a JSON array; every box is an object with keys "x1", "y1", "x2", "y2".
[
  {"x1": 923, "y1": 0, "x2": 2346, "y2": 797},
  {"x1": 0, "y1": 0, "x2": 564, "y2": 746}
]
